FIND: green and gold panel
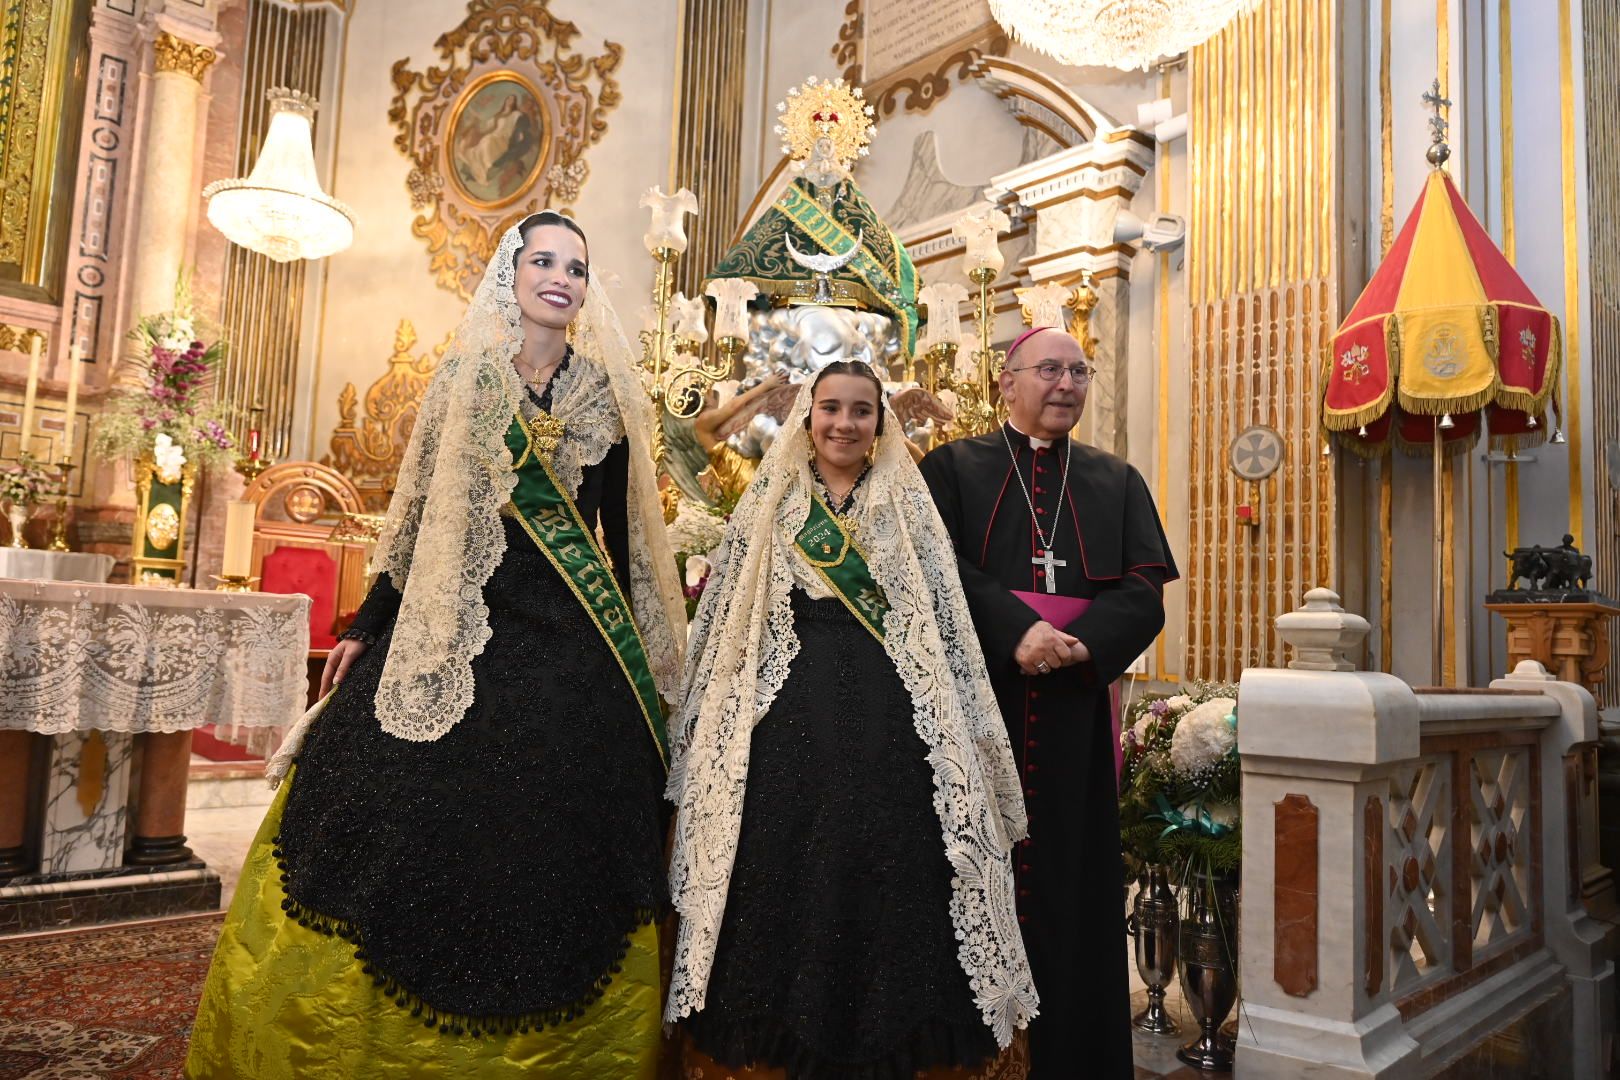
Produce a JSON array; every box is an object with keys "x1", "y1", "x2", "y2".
[{"x1": 0, "y1": 0, "x2": 91, "y2": 301}]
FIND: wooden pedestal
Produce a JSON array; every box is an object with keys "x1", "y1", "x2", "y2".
[{"x1": 1485, "y1": 600, "x2": 1620, "y2": 698}]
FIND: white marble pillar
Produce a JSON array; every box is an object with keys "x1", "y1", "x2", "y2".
[
  {"x1": 120, "y1": 24, "x2": 218, "y2": 383},
  {"x1": 38, "y1": 730, "x2": 133, "y2": 876}
]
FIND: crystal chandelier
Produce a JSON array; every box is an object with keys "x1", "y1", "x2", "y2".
[
  {"x1": 989, "y1": 0, "x2": 1263, "y2": 71},
  {"x1": 203, "y1": 89, "x2": 354, "y2": 262}
]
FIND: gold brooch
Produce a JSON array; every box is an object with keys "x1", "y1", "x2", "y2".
[{"x1": 527, "y1": 412, "x2": 565, "y2": 457}]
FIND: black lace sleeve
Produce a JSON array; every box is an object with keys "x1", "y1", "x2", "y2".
[
  {"x1": 343, "y1": 572, "x2": 402, "y2": 644},
  {"x1": 598, "y1": 438, "x2": 631, "y2": 592}
]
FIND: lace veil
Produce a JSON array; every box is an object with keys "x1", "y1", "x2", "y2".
[
  {"x1": 665, "y1": 375, "x2": 1038, "y2": 1044},
  {"x1": 369, "y1": 220, "x2": 686, "y2": 743}
]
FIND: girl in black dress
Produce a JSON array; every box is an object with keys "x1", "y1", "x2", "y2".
[{"x1": 667, "y1": 360, "x2": 1038, "y2": 1079}]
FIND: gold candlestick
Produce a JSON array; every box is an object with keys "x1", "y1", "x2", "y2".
[
  {"x1": 211, "y1": 573, "x2": 258, "y2": 593},
  {"x1": 964, "y1": 265, "x2": 1006, "y2": 438},
  {"x1": 47, "y1": 460, "x2": 74, "y2": 552}
]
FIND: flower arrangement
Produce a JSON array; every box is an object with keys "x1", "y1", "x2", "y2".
[
  {"x1": 1119, "y1": 682, "x2": 1241, "y2": 881},
  {"x1": 667, "y1": 497, "x2": 726, "y2": 618},
  {"x1": 0, "y1": 457, "x2": 54, "y2": 506},
  {"x1": 91, "y1": 273, "x2": 236, "y2": 471}
]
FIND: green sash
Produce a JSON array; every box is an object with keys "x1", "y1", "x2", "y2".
[
  {"x1": 793, "y1": 495, "x2": 889, "y2": 642},
  {"x1": 504, "y1": 415, "x2": 667, "y2": 767},
  {"x1": 778, "y1": 183, "x2": 919, "y2": 353}
]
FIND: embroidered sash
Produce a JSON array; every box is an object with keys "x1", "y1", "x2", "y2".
[
  {"x1": 505, "y1": 414, "x2": 667, "y2": 766},
  {"x1": 793, "y1": 494, "x2": 889, "y2": 642}
]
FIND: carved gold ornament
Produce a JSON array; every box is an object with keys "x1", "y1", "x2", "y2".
[
  {"x1": 527, "y1": 411, "x2": 565, "y2": 457},
  {"x1": 775, "y1": 77, "x2": 875, "y2": 169},
  {"x1": 153, "y1": 32, "x2": 218, "y2": 81},
  {"x1": 324, "y1": 319, "x2": 447, "y2": 513},
  {"x1": 389, "y1": 0, "x2": 622, "y2": 300},
  {"x1": 145, "y1": 502, "x2": 180, "y2": 550}
]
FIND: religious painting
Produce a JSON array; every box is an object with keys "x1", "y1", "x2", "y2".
[
  {"x1": 833, "y1": 0, "x2": 1007, "y2": 118},
  {"x1": 390, "y1": 0, "x2": 621, "y2": 300},
  {"x1": 446, "y1": 72, "x2": 550, "y2": 209}
]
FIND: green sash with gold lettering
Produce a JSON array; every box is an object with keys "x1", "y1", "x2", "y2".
[
  {"x1": 504, "y1": 414, "x2": 667, "y2": 767},
  {"x1": 793, "y1": 495, "x2": 889, "y2": 642}
]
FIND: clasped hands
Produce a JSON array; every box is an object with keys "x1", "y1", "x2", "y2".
[{"x1": 1015, "y1": 620, "x2": 1091, "y2": 677}]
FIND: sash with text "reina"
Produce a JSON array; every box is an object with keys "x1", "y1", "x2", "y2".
[
  {"x1": 504, "y1": 413, "x2": 668, "y2": 768},
  {"x1": 793, "y1": 494, "x2": 889, "y2": 642}
]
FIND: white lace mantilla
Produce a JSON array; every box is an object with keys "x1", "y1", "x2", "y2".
[
  {"x1": 0, "y1": 580, "x2": 311, "y2": 735},
  {"x1": 369, "y1": 223, "x2": 686, "y2": 743},
  {"x1": 665, "y1": 386, "x2": 1038, "y2": 1046}
]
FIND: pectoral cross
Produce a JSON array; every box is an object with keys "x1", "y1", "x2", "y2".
[{"x1": 1032, "y1": 548, "x2": 1066, "y2": 594}]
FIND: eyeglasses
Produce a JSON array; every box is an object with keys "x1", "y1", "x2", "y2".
[{"x1": 1007, "y1": 362, "x2": 1095, "y2": 386}]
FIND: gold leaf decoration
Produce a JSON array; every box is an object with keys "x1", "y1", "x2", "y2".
[{"x1": 389, "y1": 0, "x2": 622, "y2": 300}]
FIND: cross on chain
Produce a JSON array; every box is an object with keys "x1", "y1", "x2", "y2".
[{"x1": 1032, "y1": 548, "x2": 1067, "y2": 594}]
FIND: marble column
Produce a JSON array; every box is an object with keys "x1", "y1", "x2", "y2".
[
  {"x1": 0, "y1": 730, "x2": 33, "y2": 879},
  {"x1": 127, "y1": 730, "x2": 194, "y2": 865},
  {"x1": 119, "y1": 25, "x2": 218, "y2": 385}
]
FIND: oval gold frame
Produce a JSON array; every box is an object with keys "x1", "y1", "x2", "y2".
[{"x1": 444, "y1": 70, "x2": 553, "y2": 211}]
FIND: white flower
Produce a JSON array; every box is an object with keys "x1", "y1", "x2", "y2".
[
  {"x1": 1163, "y1": 694, "x2": 1194, "y2": 713},
  {"x1": 684, "y1": 553, "x2": 712, "y2": 588},
  {"x1": 152, "y1": 433, "x2": 188, "y2": 484},
  {"x1": 1130, "y1": 715, "x2": 1156, "y2": 745},
  {"x1": 1168, "y1": 697, "x2": 1237, "y2": 775}
]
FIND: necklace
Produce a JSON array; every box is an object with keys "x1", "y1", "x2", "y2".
[
  {"x1": 1001, "y1": 426, "x2": 1072, "y2": 594},
  {"x1": 517, "y1": 345, "x2": 570, "y2": 392},
  {"x1": 810, "y1": 459, "x2": 869, "y2": 516}
]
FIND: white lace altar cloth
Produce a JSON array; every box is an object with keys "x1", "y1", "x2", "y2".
[{"x1": 0, "y1": 580, "x2": 311, "y2": 735}]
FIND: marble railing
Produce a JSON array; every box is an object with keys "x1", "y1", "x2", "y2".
[{"x1": 1235, "y1": 589, "x2": 1616, "y2": 1079}]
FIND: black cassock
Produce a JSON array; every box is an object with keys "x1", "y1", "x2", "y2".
[{"x1": 919, "y1": 423, "x2": 1177, "y2": 1079}]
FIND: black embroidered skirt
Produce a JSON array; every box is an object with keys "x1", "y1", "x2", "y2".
[
  {"x1": 685, "y1": 590, "x2": 997, "y2": 1079},
  {"x1": 275, "y1": 517, "x2": 668, "y2": 1027}
]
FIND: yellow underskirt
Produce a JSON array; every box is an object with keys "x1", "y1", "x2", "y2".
[{"x1": 184, "y1": 769, "x2": 662, "y2": 1079}]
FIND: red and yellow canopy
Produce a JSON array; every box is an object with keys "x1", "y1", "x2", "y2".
[{"x1": 1322, "y1": 169, "x2": 1561, "y2": 454}]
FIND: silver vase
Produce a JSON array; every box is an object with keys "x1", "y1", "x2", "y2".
[
  {"x1": 1130, "y1": 864, "x2": 1180, "y2": 1035},
  {"x1": 1177, "y1": 870, "x2": 1238, "y2": 1071}
]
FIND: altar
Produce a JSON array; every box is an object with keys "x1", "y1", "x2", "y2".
[{"x1": 0, "y1": 580, "x2": 309, "y2": 933}]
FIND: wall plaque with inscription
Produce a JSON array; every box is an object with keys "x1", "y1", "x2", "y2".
[{"x1": 833, "y1": 0, "x2": 1006, "y2": 118}]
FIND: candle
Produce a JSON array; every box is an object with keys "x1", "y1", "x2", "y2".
[
  {"x1": 705, "y1": 278, "x2": 760, "y2": 341},
  {"x1": 952, "y1": 208, "x2": 1010, "y2": 276},
  {"x1": 19, "y1": 335, "x2": 41, "y2": 455},
  {"x1": 640, "y1": 186, "x2": 699, "y2": 256},
  {"x1": 221, "y1": 499, "x2": 256, "y2": 579},
  {"x1": 247, "y1": 427, "x2": 261, "y2": 461},
  {"x1": 917, "y1": 283, "x2": 970, "y2": 352},
  {"x1": 61, "y1": 344, "x2": 82, "y2": 458}
]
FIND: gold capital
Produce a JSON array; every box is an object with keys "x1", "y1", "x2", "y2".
[{"x1": 153, "y1": 31, "x2": 217, "y2": 81}]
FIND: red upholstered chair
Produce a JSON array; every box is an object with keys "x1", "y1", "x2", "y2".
[
  {"x1": 261, "y1": 546, "x2": 341, "y2": 649},
  {"x1": 241, "y1": 462, "x2": 369, "y2": 660}
]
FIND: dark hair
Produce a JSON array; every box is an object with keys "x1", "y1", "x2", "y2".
[
  {"x1": 803, "y1": 360, "x2": 886, "y2": 435},
  {"x1": 512, "y1": 211, "x2": 589, "y2": 273}
]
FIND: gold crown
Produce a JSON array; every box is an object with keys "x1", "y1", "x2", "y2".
[{"x1": 773, "y1": 76, "x2": 877, "y2": 170}]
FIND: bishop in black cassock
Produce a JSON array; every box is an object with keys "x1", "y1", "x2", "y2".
[{"x1": 919, "y1": 327, "x2": 1177, "y2": 1079}]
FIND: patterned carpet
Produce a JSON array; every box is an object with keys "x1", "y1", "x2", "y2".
[{"x1": 0, "y1": 912, "x2": 223, "y2": 1079}]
